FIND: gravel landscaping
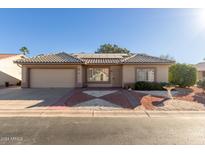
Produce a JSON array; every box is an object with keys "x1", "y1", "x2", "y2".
[
  {"x1": 136, "y1": 87, "x2": 205, "y2": 111},
  {"x1": 1, "y1": 87, "x2": 205, "y2": 111},
  {"x1": 154, "y1": 99, "x2": 205, "y2": 111},
  {"x1": 83, "y1": 90, "x2": 117, "y2": 97},
  {"x1": 135, "y1": 90, "x2": 179, "y2": 98},
  {"x1": 73, "y1": 98, "x2": 123, "y2": 110}
]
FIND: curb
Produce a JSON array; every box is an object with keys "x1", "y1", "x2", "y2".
[
  {"x1": 0, "y1": 109, "x2": 205, "y2": 117},
  {"x1": 147, "y1": 110, "x2": 205, "y2": 118},
  {"x1": 0, "y1": 109, "x2": 145, "y2": 117}
]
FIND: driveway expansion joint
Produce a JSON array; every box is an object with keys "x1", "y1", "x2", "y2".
[
  {"x1": 143, "y1": 110, "x2": 151, "y2": 118},
  {"x1": 92, "y1": 110, "x2": 94, "y2": 117}
]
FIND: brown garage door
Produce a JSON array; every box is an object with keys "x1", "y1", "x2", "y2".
[{"x1": 30, "y1": 69, "x2": 76, "y2": 88}]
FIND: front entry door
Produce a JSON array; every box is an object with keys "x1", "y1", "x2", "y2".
[{"x1": 112, "y1": 68, "x2": 122, "y2": 87}]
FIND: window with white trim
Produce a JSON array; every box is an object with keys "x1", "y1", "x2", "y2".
[
  {"x1": 87, "y1": 68, "x2": 109, "y2": 82},
  {"x1": 136, "y1": 68, "x2": 155, "y2": 82}
]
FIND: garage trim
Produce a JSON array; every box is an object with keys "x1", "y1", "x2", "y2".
[{"x1": 27, "y1": 66, "x2": 78, "y2": 88}]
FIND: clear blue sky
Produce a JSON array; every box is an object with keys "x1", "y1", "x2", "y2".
[{"x1": 0, "y1": 8, "x2": 204, "y2": 64}]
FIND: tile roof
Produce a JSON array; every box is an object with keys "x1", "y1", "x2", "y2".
[
  {"x1": 82, "y1": 58, "x2": 122, "y2": 64},
  {"x1": 74, "y1": 53, "x2": 129, "y2": 59},
  {"x1": 14, "y1": 52, "x2": 83, "y2": 64},
  {"x1": 122, "y1": 54, "x2": 175, "y2": 64},
  {"x1": 0, "y1": 54, "x2": 18, "y2": 60},
  {"x1": 195, "y1": 62, "x2": 205, "y2": 71},
  {"x1": 74, "y1": 53, "x2": 128, "y2": 64},
  {"x1": 14, "y1": 52, "x2": 175, "y2": 65}
]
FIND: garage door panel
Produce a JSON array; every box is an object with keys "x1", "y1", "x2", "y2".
[{"x1": 30, "y1": 69, "x2": 76, "y2": 88}]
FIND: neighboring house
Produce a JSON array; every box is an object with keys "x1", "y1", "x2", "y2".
[
  {"x1": 0, "y1": 54, "x2": 23, "y2": 86},
  {"x1": 195, "y1": 62, "x2": 205, "y2": 81},
  {"x1": 14, "y1": 52, "x2": 175, "y2": 88}
]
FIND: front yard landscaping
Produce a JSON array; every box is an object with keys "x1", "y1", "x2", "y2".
[
  {"x1": 52, "y1": 86, "x2": 205, "y2": 111},
  {"x1": 0, "y1": 85, "x2": 205, "y2": 111},
  {"x1": 134, "y1": 86, "x2": 205, "y2": 111},
  {"x1": 126, "y1": 63, "x2": 205, "y2": 111}
]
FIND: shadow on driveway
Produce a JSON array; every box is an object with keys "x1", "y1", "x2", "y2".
[{"x1": 0, "y1": 87, "x2": 72, "y2": 109}]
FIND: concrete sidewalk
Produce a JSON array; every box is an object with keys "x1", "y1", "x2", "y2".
[{"x1": 1, "y1": 108, "x2": 205, "y2": 118}]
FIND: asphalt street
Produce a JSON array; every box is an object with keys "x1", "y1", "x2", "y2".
[{"x1": 0, "y1": 116, "x2": 205, "y2": 144}]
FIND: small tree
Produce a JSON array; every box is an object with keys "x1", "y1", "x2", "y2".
[
  {"x1": 197, "y1": 80, "x2": 205, "y2": 93},
  {"x1": 19, "y1": 47, "x2": 29, "y2": 55},
  {"x1": 160, "y1": 54, "x2": 175, "y2": 61},
  {"x1": 169, "y1": 63, "x2": 197, "y2": 87},
  {"x1": 95, "y1": 44, "x2": 130, "y2": 54}
]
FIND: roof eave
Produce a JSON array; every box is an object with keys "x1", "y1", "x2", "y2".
[
  {"x1": 83, "y1": 63, "x2": 121, "y2": 65},
  {"x1": 122, "y1": 62, "x2": 175, "y2": 65},
  {"x1": 14, "y1": 62, "x2": 84, "y2": 65}
]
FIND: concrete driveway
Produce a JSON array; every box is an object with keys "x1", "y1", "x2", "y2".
[
  {"x1": 0, "y1": 87, "x2": 72, "y2": 109},
  {"x1": 0, "y1": 88, "x2": 138, "y2": 110}
]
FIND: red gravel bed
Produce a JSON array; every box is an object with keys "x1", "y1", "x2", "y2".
[
  {"x1": 130, "y1": 91, "x2": 166, "y2": 110},
  {"x1": 54, "y1": 88, "x2": 173, "y2": 110},
  {"x1": 175, "y1": 87, "x2": 205, "y2": 104},
  {"x1": 65, "y1": 90, "x2": 95, "y2": 107},
  {"x1": 101, "y1": 91, "x2": 133, "y2": 109},
  {"x1": 141, "y1": 96, "x2": 165, "y2": 110}
]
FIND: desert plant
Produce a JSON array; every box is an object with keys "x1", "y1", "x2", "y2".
[{"x1": 169, "y1": 63, "x2": 197, "y2": 87}]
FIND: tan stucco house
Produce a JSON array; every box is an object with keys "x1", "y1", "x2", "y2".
[
  {"x1": 195, "y1": 62, "x2": 205, "y2": 81},
  {"x1": 0, "y1": 54, "x2": 23, "y2": 86},
  {"x1": 14, "y1": 52, "x2": 175, "y2": 88}
]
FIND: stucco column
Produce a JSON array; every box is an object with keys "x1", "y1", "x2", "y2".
[
  {"x1": 122, "y1": 65, "x2": 125, "y2": 88},
  {"x1": 76, "y1": 65, "x2": 83, "y2": 87},
  {"x1": 21, "y1": 66, "x2": 29, "y2": 88}
]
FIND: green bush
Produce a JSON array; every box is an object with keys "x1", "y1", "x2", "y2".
[
  {"x1": 5, "y1": 82, "x2": 9, "y2": 87},
  {"x1": 16, "y1": 81, "x2": 21, "y2": 86},
  {"x1": 134, "y1": 81, "x2": 169, "y2": 90},
  {"x1": 169, "y1": 63, "x2": 197, "y2": 87},
  {"x1": 197, "y1": 80, "x2": 205, "y2": 92}
]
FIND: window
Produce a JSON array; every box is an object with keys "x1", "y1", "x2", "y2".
[
  {"x1": 136, "y1": 68, "x2": 155, "y2": 82},
  {"x1": 87, "y1": 68, "x2": 109, "y2": 82}
]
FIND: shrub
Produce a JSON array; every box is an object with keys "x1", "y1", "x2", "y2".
[
  {"x1": 16, "y1": 81, "x2": 21, "y2": 86},
  {"x1": 5, "y1": 82, "x2": 9, "y2": 87},
  {"x1": 197, "y1": 80, "x2": 205, "y2": 92},
  {"x1": 134, "y1": 81, "x2": 169, "y2": 90},
  {"x1": 169, "y1": 63, "x2": 197, "y2": 87},
  {"x1": 124, "y1": 83, "x2": 135, "y2": 89}
]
